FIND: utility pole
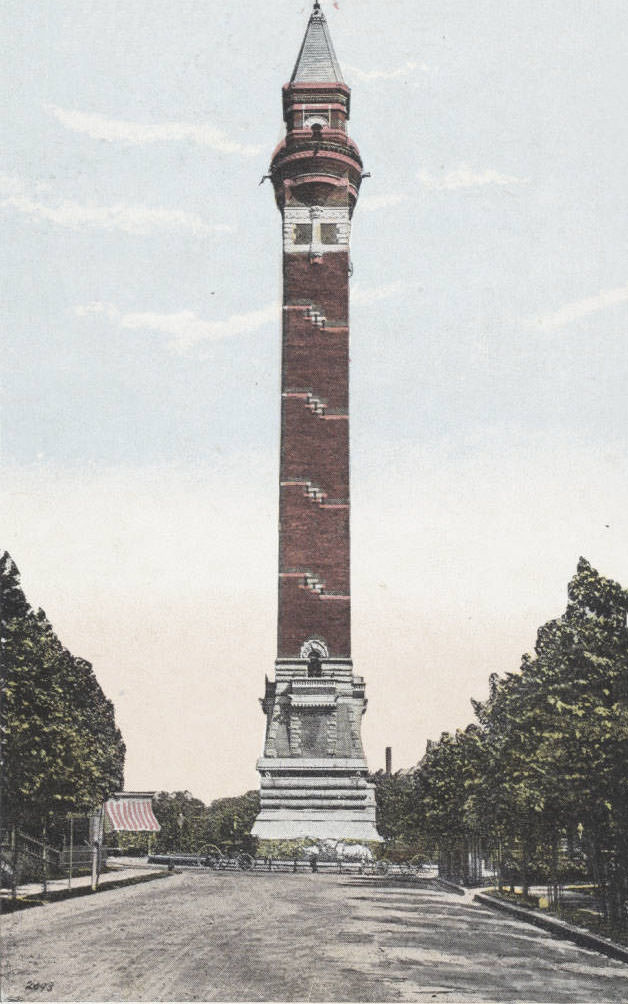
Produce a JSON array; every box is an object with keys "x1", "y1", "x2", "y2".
[{"x1": 90, "y1": 807, "x2": 103, "y2": 892}]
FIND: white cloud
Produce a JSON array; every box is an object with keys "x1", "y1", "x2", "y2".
[
  {"x1": 351, "y1": 280, "x2": 405, "y2": 306},
  {"x1": 346, "y1": 61, "x2": 423, "y2": 81},
  {"x1": 359, "y1": 192, "x2": 408, "y2": 212},
  {"x1": 47, "y1": 104, "x2": 262, "y2": 158},
  {"x1": 0, "y1": 174, "x2": 24, "y2": 198},
  {"x1": 418, "y1": 164, "x2": 527, "y2": 190},
  {"x1": 0, "y1": 174, "x2": 227, "y2": 236},
  {"x1": 74, "y1": 301, "x2": 121, "y2": 321},
  {"x1": 531, "y1": 282, "x2": 628, "y2": 332},
  {"x1": 77, "y1": 286, "x2": 405, "y2": 351},
  {"x1": 7, "y1": 196, "x2": 215, "y2": 236},
  {"x1": 78, "y1": 286, "x2": 406, "y2": 348},
  {"x1": 75, "y1": 300, "x2": 279, "y2": 351}
]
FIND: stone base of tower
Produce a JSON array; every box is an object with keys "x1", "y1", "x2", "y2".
[
  {"x1": 253, "y1": 812, "x2": 380, "y2": 842},
  {"x1": 252, "y1": 757, "x2": 381, "y2": 842},
  {"x1": 253, "y1": 661, "x2": 381, "y2": 842}
]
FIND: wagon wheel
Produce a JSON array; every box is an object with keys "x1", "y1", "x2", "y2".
[
  {"x1": 237, "y1": 853, "x2": 254, "y2": 871},
  {"x1": 375, "y1": 860, "x2": 389, "y2": 875},
  {"x1": 196, "y1": 844, "x2": 223, "y2": 868}
]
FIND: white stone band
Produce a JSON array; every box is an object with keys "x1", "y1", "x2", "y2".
[{"x1": 283, "y1": 206, "x2": 351, "y2": 254}]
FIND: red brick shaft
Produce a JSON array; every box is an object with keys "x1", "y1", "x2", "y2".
[{"x1": 278, "y1": 250, "x2": 351, "y2": 658}]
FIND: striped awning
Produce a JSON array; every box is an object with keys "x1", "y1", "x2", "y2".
[{"x1": 104, "y1": 796, "x2": 161, "y2": 832}]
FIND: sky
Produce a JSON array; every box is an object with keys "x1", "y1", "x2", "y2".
[{"x1": 2, "y1": 0, "x2": 628, "y2": 803}]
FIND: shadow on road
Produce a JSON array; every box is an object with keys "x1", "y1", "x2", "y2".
[{"x1": 340, "y1": 876, "x2": 439, "y2": 891}]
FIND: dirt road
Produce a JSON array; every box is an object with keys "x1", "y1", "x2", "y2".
[{"x1": 2, "y1": 872, "x2": 628, "y2": 1001}]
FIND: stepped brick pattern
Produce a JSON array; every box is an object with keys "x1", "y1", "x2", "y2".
[{"x1": 253, "y1": 2, "x2": 380, "y2": 842}]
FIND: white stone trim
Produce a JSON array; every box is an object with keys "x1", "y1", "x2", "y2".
[
  {"x1": 300, "y1": 638, "x2": 329, "y2": 659},
  {"x1": 283, "y1": 206, "x2": 351, "y2": 254},
  {"x1": 256, "y1": 756, "x2": 368, "y2": 771}
]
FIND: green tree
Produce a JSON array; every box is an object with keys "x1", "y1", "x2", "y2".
[
  {"x1": 412, "y1": 557, "x2": 628, "y2": 917},
  {"x1": 204, "y1": 791, "x2": 260, "y2": 855},
  {"x1": 131, "y1": 789, "x2": 261, "y2": 856},
  {"x1": 152, "y1": 790, "x2": 210, "y2": 853},
  {"x1": 1, "y1": 552, "x2": 125, "y2": 836},
  {"x1": 414, "y1": 725, "x2": 486, "y2": 883},
  {"x1": 465, "y1": 559, "x2": 628, "y2": 921},
  {"x1": 369, "y1": 770, "x2": 430, "y2": 860}
]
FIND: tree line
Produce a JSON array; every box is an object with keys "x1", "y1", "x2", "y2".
[
  {"x1": 372, "y1": 558, "x2": 628, "y2": 934},
  {"x1": 1, "y1": 552, "x2": 125, "y2": 841},
  {"x1": 113, "y1": 789, "x2": 260, "y2": 857}
]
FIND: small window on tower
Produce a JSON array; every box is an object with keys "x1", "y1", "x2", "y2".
[
  {"x1": 320, "y1": 223, "x2": 338, "y2": 245},
  {"x1": 293, "y1": 223, "x2": 313, "y2": 245},
  {"x1": 304, "y1": 113, "x2": 329, "y2": 129}
]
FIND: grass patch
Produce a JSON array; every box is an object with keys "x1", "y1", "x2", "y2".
[
  {"x1": 485, "y1": 888, "x2": 540, "y2": 909},
  {"x1": 485, "y1": 887, "x2": 628, "y2": 948},
  {"x1": 552, "y1": 903, "x2": 628, "y2": 948}
]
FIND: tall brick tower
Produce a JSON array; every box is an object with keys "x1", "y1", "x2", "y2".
[{"x1": 253, "y1": 1, "x2": 380, "y2": 842}]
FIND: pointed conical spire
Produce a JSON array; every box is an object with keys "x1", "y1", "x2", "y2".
[{"x1": 290, "y1": 2, "x2": 344, "y2": 84}]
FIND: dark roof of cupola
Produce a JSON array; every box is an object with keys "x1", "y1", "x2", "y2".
[{"x1": 290, "y1": 1, "x2": 344, "y2": 84}]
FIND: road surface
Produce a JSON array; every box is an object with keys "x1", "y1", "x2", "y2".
[{"x1": 2, "y1": 873, "x2": 627, "y2": 1001}]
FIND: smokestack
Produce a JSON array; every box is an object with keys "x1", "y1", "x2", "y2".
[{"x1": 385, "y1": 746, "x2": 392, "y2": 775}]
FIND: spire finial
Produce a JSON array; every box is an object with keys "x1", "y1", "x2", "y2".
[{"x1": 291, "y1": 0, "x2": 343, "y2": 83}]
